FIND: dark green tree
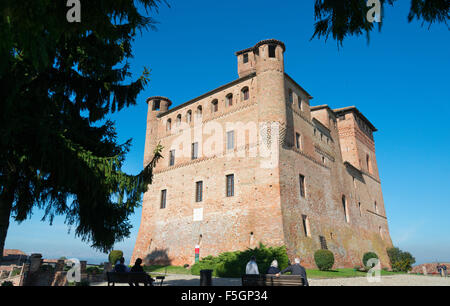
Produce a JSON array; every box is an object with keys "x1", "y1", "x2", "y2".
[
  {"x1": 312, "y1": 0, "x2": 449, "y2": 45},
  {"x1": 0, "y1": 0, "x2": 166, "y2": 260}
]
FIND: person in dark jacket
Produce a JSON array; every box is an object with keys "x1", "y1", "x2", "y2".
[
  {"x1": 266, "y1": 259, "x2": 281, "y2": 274},
  {"x1": 114, "y1": 257, "x2": 130, "y2": 273},
  {"x1": 276, "y1": 258, "x2": 309, "y2": 286}
]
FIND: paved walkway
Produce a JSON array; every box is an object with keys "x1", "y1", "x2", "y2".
[{"x1": 92, "y1": 274, "x2": 450, "y2": 286}]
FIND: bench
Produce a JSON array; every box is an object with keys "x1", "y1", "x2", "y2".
[
  {"x1": 106, "y1": 272, "x2": 165, "y2": 286},
  {"x1": 242, "y1": 274, "x2": 305, "y2": 286}
]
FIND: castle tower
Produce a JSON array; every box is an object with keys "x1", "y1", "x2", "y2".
[{"x1": 143, "y1": 96, "x2": 172, "y2": 166}]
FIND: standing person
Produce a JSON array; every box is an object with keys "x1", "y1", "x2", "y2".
[
  {"x1": 437, "y1": 263, "x2": 442, "y2": 277},
  {"x1": 266, "y1": 259, "x2": 280, "y2": 274},
  {"x1": 442, "y1": 264, "x2": 448, "y2": 278},
  {"x1": 245, "y1": 256, "x2": 259, "y2": 275},
  {"x1": 276, "y1": 258, "x2": 309, "y2": 286}
]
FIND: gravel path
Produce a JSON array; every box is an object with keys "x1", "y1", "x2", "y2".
[{"x1": 92, "y1": 274, "x2": 450, "y2": 286}]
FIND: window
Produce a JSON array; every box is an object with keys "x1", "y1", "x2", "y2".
[
  {"x1": 302, "y1": 215, "x2": 310, "y2": 237},
  {"x1": 176, "y1": 114, "x2": 182, "y2": 127},
  {"x1": 288, "y1": 89, "x2": 293, "y2": 103},
  {"x1": 342, "y1": 195, "x2": 349, "y2": 223},
  {"x1": 268, "y1": 45, "x2": 276, "y2": 58},
  {"x1": 192, "y1": 142, "x2": 198, "y2": 160},
  {"x1": 374, "y1": 201, "x2": 378, "y2": 213},
  {"x1": 211, "y1": 100, "x2": 218, "y2": 113},
  {"x1": 226, "y1": 174, "x2": 234, "y2": 197},
  {"x1": 358, "y1": 202, "x2": 362, "y2": 216},
  {"x1": 299, "y1": 174, "x2": 306, "y2": 198},
  {"x1": 196, "y1": 106, "x2": 203, "y2": 120},
  {"x1": 166, "y1": 119, "x2": 171, "y2": 131},
  {"x1": 227, "y1": 130, "x2": 235, "y2": 150},
  {"x1": 298, "y1": 96, "x2": 302, "y2": 110},
  {"x1": 186, "y1": 110, "x2": 192, "y2": 123},
  {"x1": 169, "y1": 150, "x2": 175, "y2": 166},
  {"x1": 295, "y1": 133, "x2": 301, "y2": 150},
  {"x1": 322, "y1": 156, "x2": 325, "y2": 164},
  {"x1": 241, "y1": 87, "x2": 249, "y2": 101},
  {"x1": 226, "y1": 94, "x2": 233, "y2": 107},
  {"x1": 243, "y1": 53, "x2": 249, "y2": 63},
  {"x1": 196, "y1": 181, "x2": 203, "y2": 202},
  {"x1": 152, "y1": 100, "x2": 160, "y2": 111},
  {"x1": 319, "y1": 236, "x2": 328, "y2": 250},
  {"x1": 366, "y1": 154, "x2": 372, "y2": 174},
  {"x1": 160, "y1": 190, "x2": 167, "y2": 209}
]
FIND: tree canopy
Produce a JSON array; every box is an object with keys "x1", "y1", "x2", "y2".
[
  {"x1": 312, "y1": 0, "x2": 449, "y2": 45},
  {"x1": 0, "y1": 0, "x2": 165, "y2": 258}
]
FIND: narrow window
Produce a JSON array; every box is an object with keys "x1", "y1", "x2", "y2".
[
  {"x1": 268, "y1": 45, "x2": 276, "y2": 58},
  {"x1": 192, "y1": 142, "x2": 198, "y2": 160},
  {"x1": 169, "y1": 150, "x2": 175, "y2": 166},
  {"x1": 366, "y1": 154, "x2": 372, "y2": 173},
  {"x1": 227, "y1": 130, "x2": 235, "y2": 150},
  {"x1": 295, "y1": 132, "x2": 301, "y2": 150},
  {"x1": 176, "y1": 114, "x2": 182, "y2": 127},
  {"x1": 211, "y1": 100, "x2": 218, "y2": 113},
  {"x1": 288, "y1": 89, "x2": 293, "y2": 103},
  {"x1": 243, "y1": 53, "x2": 249, "y2": 63},
  {"x1": 322, "y1": 156, "x2": 325, "y2": 164},
  {"x1": 152, "y1": 100, "x2": 161, "y2": 111},
  {"x1": 226, "y1": 174, "x2": 234, "y2": 197},
  {"x1": 196, "y1": 106, "x2": 203, "y2": 120},
  {"x1": 342, "y1": 195, "x2": 349, "y2": 223},
  {"x1": 319, "y1": 236, "x2": 328, "y2": 250},
  {"x1": 166, "y1": 119, "x2": 171, "y2": 131},
  {"x1": 196, "y1": 181, "x2": 203, "y2": 202},
  {"x1": 160, "y1": 190, "x2": 167, "y2": 209},
  {"x1": 298, "y1": 96, "x2": 302, "y2": 110},
  {"x1": 299, "y1": 174, "x2": 306, "y2": 198},
  {"x1": 226, "y1": 94, "x2": 233, "y2": 107},
  {"x1": 241, "y1": 87, "x2": 249, "y2": 101},
  {"x1": 374, "y1": 201, "x2": 378, "y2": 213},
  {"x1": 187, "y1": 110, "x2": 192, "y2": 123},
  {"x1": 302, "y1": 215, "x2": 310, "y2": 237}
]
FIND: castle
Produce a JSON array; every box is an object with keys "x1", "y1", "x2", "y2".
[{"x1": 132, "y1": 39, "x2": 393, "y2": 268}]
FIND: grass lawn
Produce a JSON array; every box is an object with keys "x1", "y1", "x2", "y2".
[
  {"x1": 143, "y1": 265, "x2": 192, "y2": 275},
  {"x1": 306, "y1": 268, "x2": 405, "y2": 279}
]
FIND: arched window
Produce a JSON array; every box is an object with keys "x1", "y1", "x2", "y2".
[
  {"x1": 342, "y1": 195, "x2": 349, "y2": 223},
  {"x1": 186, "y1": 110, "x2": 192, "y2": 123},
  {"x1": 166, "y1": 118, "x2": 172, "y2": 131},
  {"x1": 226, "y1": 94, "x2": 233, "y2": 107},
  {"x1": 196, "y1": 106, "x2": 203, "y2": 120},
  {"x1": 211, "y1": 99, "x2": 218, "y2": 113},
  {"x1": 241, "y1": 87, "x2": 249, "y2": 101},
  {"x1": 176, "y1": 114, "x2": 182, "y2": 127}
]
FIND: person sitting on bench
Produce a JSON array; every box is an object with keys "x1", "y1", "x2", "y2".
[
  {"x1": 114, "y1": 257, "x2": 130, "y2": 273},
  {"x1": 130, "y1": 258, "x2": 154, "y2": 286},
  {"x1": 276, "y1": 258, "x2": 309, "y2": 286}
]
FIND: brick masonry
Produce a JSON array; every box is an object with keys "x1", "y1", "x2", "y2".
[{"x1": 132, "y1": 39, "x2": 393, "y2": 269}]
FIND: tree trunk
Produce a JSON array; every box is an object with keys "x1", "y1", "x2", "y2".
[{"x1": 0, "y1": 189, "x2": 14, "y2": 262}]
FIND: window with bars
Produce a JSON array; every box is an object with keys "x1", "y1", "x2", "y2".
[
  {"x1": 196, "y1": 181, "x2": 203, "y2": 202},
  {"x1": 160, "y1": 190, "x2": 167, "y2": 209},
  {"x1": 299, "y1": 174, "x2": 306, "y2": 198},
  {"x1": 192, "y1": 142, "x2": 198, "y2": 160},
  {"x1": 169, "y1": 150, "x2": 175, "y2": 166},
  {"x1": 319, "y1": 235, "x2": 328, "y2": 250},
  {"x1": 226, "y1": 174, "x2": 234, "y2": 197}
]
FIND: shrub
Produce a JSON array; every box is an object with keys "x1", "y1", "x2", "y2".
[
  {"x1": 387, "y1": 247, "x2": 415, "y2": 272},
  {"x1": 86, "y1": 266, "x2": 101, "y2": 275},
  {"x1": 314, "y1": 250, "x2": 334, "y2": 271},
  {"x1": 191, "y1": 243, "x2": 289, "y2": 278},
  {"x1": 363, "y1": 252, "x2": 379, "y2": 268},
  {"x1": 108, "y1": 250, "x2": 123, "y2": 265},
  {"x1": 1, "y1": 281, "x2": 14, "y2": 286}
]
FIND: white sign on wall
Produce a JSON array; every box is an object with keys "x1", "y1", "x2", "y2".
[{"x1": 193, "y1": 208, "x2": 203, "y2": 222}]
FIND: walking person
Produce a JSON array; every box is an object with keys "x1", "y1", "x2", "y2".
[{"x1": 245, "y1": 256, "x2": 259, "y2": 275}]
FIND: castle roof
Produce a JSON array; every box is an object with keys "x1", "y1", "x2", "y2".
[
  {"x1": 146, "y1": 96, "x2": 172, "y2": 107},
  {"x1": 334, "y1": 106, "x2": 377, "y2": 132},
  {"x1": 235, "y1": 39, "x2": 286, "y2": 55}
]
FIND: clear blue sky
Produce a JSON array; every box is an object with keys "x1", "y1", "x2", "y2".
[{"x1": 6, "y1": 1, "x2": 450, "y2": 265}]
